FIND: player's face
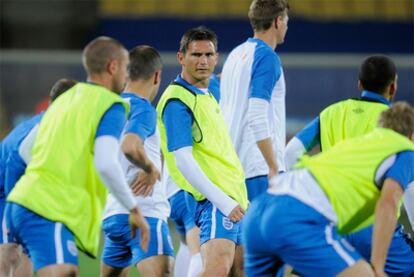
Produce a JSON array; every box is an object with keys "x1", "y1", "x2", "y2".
[
  {"x1": 112, "y1": 50, "x2": 129, "y2": 94},
  {"x1": 276, "y1": 13, "x2": 289, "y2": 44},
  {"x1": 178, "y1": 40, "x2": 218, "y2": 88}
]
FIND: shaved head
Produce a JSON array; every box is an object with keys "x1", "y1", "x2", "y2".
[{"x1": 82, "y1": 36, "x2": 126, "y2": 76}]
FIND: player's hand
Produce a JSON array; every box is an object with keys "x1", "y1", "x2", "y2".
[
  {"x1": 131, "y1": 165, "x2": 160, "y2": 197},
  {"x1": 228, "y1": 205, "x2": 245, "y2": 222},
  {"x1": 129, "y1": 207, "x2": 150, "y2": 252}
]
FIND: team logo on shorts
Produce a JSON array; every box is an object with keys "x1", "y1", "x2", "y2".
[
  {"x1": 222, "y1": 217, "x2": 233, "y2": 230},
  {"x1": 67, "y1": 240, "x2": 78, "y2": 256}
]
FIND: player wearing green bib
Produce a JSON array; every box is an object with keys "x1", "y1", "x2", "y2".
[
  {"x1": 243, "y1": 102, "x2": 414, "y2": 277},
  {"x1": 157, "y1": 27, "x2": 248, "y2": 276},
  {"x1": 285, "y1": 55, "x2": 414, "y2": 276},
  {"x1": 7, "y1": 37, "x2": 149, "y2": 277}
]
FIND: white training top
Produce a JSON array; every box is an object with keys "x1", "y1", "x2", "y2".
[{"x1": 220, "y1": 38, "x2": 286, "y2": 179}]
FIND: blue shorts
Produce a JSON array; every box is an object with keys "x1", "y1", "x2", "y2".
[
  {"x1": 7, "y1": 202, "x2": 78, "y2": 271},
  {"x1": 242, "y1": 193, "x2": 361, "y2": 277},
  {"x1": 102, "y1": 215, "x2": 174, "y2": 268},
  {"x1": 345, "y1": 224, "x2": 414, "y2": 277},
  {"x1": 195, "y1": 200, "x2": 241, "y2": 246},
  {"x1": 246, "y1": 175, "x2": 268, "y2": 201},
  {"x1": 168, "y1": 190, "x2": 196, "y2": 237}
]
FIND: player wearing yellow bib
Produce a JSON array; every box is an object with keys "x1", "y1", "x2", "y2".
[
  {"x1": 6, "y1": 37, "x2": 149, "y2": 277},
  {"x1": 243, "y1": 102, "x2": 414, "y2": 277},
  {"x1": 285, "y1": 55, "x2": 414, "y2": 276},
  {"x1": 157, "y1": 27, "x2": 248, "y2": 276}
]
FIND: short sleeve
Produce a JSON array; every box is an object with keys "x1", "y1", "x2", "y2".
[
  {"x1": 95, "y1": 103, "x2": 126, "y2": 140},
  {"x1": 162, "y1": 100, "x2": 194, "y2": 151},
  {"x1": 249, "y1": 47, "x2": 281, "y2": 102}
]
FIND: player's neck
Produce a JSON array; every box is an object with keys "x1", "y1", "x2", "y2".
[
  {"x1": 87, "y1": 75, "x2": 113, "y2": 92},
  {"x1": 254, "y1": 31, "x2": 278, "y2": 50},
  {"x1": 124, "y1": 81, "x2": 152, "y2": 100},
  {"x1": 180, "y1": 72, "x2": 209, "y2": 89}
]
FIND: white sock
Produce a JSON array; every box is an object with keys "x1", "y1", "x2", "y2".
[
  {"x1": 187, "y1": 252, "x2": 203, "y2": 277},
  {"x1": 174, "y1": 242, "x2": 190, "y2": 277}
]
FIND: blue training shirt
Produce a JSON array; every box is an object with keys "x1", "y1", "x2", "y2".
[
  {"x1": 1, "y1": 113, "x2": 44, "y2": 197},
  {"x1": 162, "y1": 75, "x2": 219, "y2": 152},
  {"x1": 95, "y1": 103, "x2": 126, "y2": 139},
  {"x1": 383, "y1": 151, "x2": 414, "y2": 191},
  {"x1": 295, "y1": 90, "x2": 391, "y2": 151},
  {"x1": 122, "y1": 92, "x2": 156, "y2": 141}
]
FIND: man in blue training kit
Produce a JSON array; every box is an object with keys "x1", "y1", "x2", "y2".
[
  {"x1": 285, "y1": 55, "x2": 414, "y2": 276},
  {"x1": 157, "y1": 27, "x2": 248, "y2": 277},
  {"x1": 243, "y1": 102, "x2": 414, "y2": 277},
  {"x1": 0, "y1": 78, "x2": 77, "y2": 277},
  {"x1": 101, "y1": 45, "x2": 175, "y2": 277},
  {"x1": 6, "y1": 37, "x2": 149, "y2": 277}
]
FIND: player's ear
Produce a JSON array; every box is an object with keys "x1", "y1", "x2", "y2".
[
  {"x1": 154, "y1": 70, "x2": 161, "y2": 85},
  {"x1": 389, "y1": 75, "x2": 398, "y2": 97},
  {"x1": 107, "y1": 59, "x2": 118, "y2": 76},
  {"x1": 177, "y1": 52, "x2": 184, "y2": 65}
]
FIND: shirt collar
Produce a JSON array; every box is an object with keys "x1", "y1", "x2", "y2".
[
  {"x1": 361, "y1": 90, "x2": 391, "y2": 106},
  {"x1": 174, "y1": 75, "x2": 208, "y2": 95}
]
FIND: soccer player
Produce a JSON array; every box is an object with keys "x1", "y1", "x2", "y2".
[
  {"x1": 220, "y1": 0, "x2": 289, "y2": 201},
  {"x1": 6, "y1": 37, "x2": 149, "y2": 277},
  {"x1": 243, "y1": 102, "x2": 414, "y2": 277},
  {"x1": 167, "y1": 73, "x2": 220, "y2": 277},
  {"x1": 157, "y1": 26, "x2": 248, "y2": 276},
  {"x1": 284, "y1": 55, "x2": 414, "y2": 276},
  {"x1": 0, "y1": 78, "x2": 77, "y2": 277},
  {"x1": 100, "y1": 45, "x2": 174, "y2": 277}
]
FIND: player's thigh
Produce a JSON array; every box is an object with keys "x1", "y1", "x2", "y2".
[
  {"x1": 201, "y1": 238, "x2": 236, "y2": 275},
  {"x1": 14, "y1": 252, "x2": 33, "y2": 277},
  {"x1": 132, "y1": 218, "x2": 174, "y2": 275},
  {"x1": 185, "y1": 226, "x2": 200, "y2": 255},
  {"x1": 136, "y1": 255, "x2": 174, "y2": 277},
  {"x1": 229, "y1": 245, "x2": 244, "y2": 277},
  {"x1": 336, "y1": 260, "x2": 374, "y2": 277},
  {"x1": 100, "y1": 263, "x2": 130, "y2": 277},
  {"x1": 37, "y1": 263, "x2": 79, "y2": 277}
]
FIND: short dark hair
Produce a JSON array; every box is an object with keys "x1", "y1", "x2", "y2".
[
  {"x1": 179, "y1": 26, "x2": 218, "y2": 53},
  {"x1": 49, "y1": 78, "x2": 78, "y2": 102},
  {"x1": 378, "y1": 101, "x2": 414, "y2": 138},
  {"x1": 359, "y1": 55, "x2": 396, "y2": 94},
  {"x1": 128, "y1": 45, "x2": 162, "y2": 81},
  {"x1": 248, "y1": 0, "x2": 289, "y2": 32},
  {"x1": 82, "y1": 36, "x2": 125, "y2": 75}
]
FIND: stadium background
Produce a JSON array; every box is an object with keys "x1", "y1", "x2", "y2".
[{"x1": 0, "y1": 0, "x2": 413, "y2": 276}]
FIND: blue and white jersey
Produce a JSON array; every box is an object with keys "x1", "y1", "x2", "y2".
[
  {"x1": 162, "y1": 75, "x2": 221, "y2": 199},
  {"x1": 104, "y1": 93, "x2": 170, "y2": 221},
  {"x1": 1, "y1": 113, "x2": 44, "y2": 197},
  {"x1": 269, "y1": 151, "x2": 414, "y2": 225},
  {"x1": 220, "y1": 38, "x2": 286, "y2": 178}
]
